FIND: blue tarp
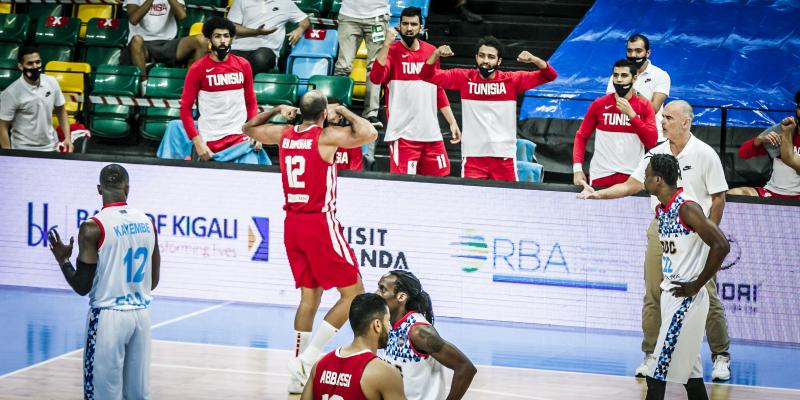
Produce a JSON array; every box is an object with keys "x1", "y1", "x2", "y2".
[{"x1": 520, "y1": 0, "x2": 800, "y2": 127}]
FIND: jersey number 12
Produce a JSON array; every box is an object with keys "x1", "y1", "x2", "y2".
[
  {"x1": 285, "y1": 155, "x2": 306, "y2": 188},
  {"x1": 124, "y1": 247, "x2": 148, "y2": 283}
]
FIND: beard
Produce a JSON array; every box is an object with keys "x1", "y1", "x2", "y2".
[{"x1": 378, "y1": 326, "x2": 389, "y2": 349}]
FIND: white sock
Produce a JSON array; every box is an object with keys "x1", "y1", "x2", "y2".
[
  {"x1": 294, "y1": 331, "x2": 311, "y2": 358},
  {"x1": 300, "y1": 320, "x2": 338, "y2": 365}
]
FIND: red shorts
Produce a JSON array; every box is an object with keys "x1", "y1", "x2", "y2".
[
  {"x1": 756, "y1": 187, "x2": 800, "y2": 199},
  {"x1": 462, "y1": 156, "x2": 517, "y2": 181},
  {"x1": 590, "y1": 173, "x2": 630, "y2": 188},
  {"x1": 284, "y1": 212, "x2": 360, "y2": 290},
  {"x1": 389, "y1": 138, "x2": 450, "y2": 176}
]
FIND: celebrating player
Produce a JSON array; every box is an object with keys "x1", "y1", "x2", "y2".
[
  {"x1": 300, "y1": 293, "x2": 405, "y2": 400},
  {"x1": 47, "y1": 164, "x2": 160, "y2": 399},
  {"x1": 243, "y1": 91, "x2": 377, "y2": 393},
  {"x1": 376, "y1": 271, "x2": 476, "y2": 400},
  {"x1": 643, "y1": 154, "x2": 730, "y2": 400}
]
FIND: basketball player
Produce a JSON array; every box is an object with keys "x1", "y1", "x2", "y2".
[
  {"x1": 327, "y1": 97, "x2": 364, "y2": 171},
  {"x1": 376, "y1": 271, "x2": 476, "y2": 400},
  {"x1": 300, "y1": 293, "x2": 405, "y2": 400},
  {"x1": 47, "y1": 164, "x2": 160, "y2": 399},
  {"x1": 779, "y1": 116, "x2": 800, "y2": 171},
  {"x1": 643, "y1": 154, "x2": 730, "y2": 400},
  {"x1": 242, "y1": 91, "x2": 377, "y2": 393},
  {"x1": 420, "y1": 35, "x2": 557, "y2": 181}
]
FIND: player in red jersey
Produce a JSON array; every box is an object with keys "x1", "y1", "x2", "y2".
[
  {"x1": 243, "y1": 90, "x2": 377, "y2": 393},
  {"x1": 327, "y1": 97, "x2": 364, "y2": 172},
  {"x1": 301, "y1": 293, "x2": 404, "y2": 400}
]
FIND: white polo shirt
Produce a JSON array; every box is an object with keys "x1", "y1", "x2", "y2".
[
  {"x1": 227, "y1": 0, "x2": 307, "y2": 54},
  {"x1": 607, "y1": 61, "x2": 671, "y2": 141},
  {"x1": 631, "y1": 134, "x2": 728, "y2": 216},
  {"x1": 123, "y1": 0, "x2": 185, "y2": 42},
  {"x1": 339, "y1": 0, "x2": 389, "y2": 19},
  {"x1": 0, "y1": 74, "x2": 64, "y2": 151}
]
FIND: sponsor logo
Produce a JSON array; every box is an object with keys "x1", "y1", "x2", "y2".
[
  {"x1": 27, "y1": 202, "x2": 55, "y2": 247},
  {"x1": 343, "y1": 226, "x2": 408, "y2": 270}
]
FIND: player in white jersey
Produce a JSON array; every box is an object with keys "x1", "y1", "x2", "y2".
[
  {"x1": 48, "y1": 164, "x2": 160, "y2": 400},
  {"x1": 642, "y1": 154, "x2": 729, "y2": 400},
  {"x1": 375, "y1": 271, "x2": 476, "y2": 400}
]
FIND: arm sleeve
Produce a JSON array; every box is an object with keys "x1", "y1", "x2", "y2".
[
  {"x1": 180, "y1": 65, "x2": 201, "y2": 140},
  {"x1": 629, "y1": 99, "x2": 658, "y2": 149},
  {"x1": 513, "y1": 63, "x2": 558, "y2": 93},
  {"x1": 738, "y1": 138, "x2": 768, "y2": 159},
  {"x1": 704, "y1": 148, "x2": 729, "y2": 194},
  {"x1": 368, "y1": 48, "x2": 390, "y2": 85},
  {"x1": 226, "y1": 0, "x2": 243, "y2": 24},
  {"x1": 419, "y1": 63, "x2": 464, "y2": 91},
  {"x1": 573, "y1": 101, "x2": 599, "y2": 164},
  {"x1": 242, "y1": 60, "x2": 258, "y2": 120},
  {"x1": 0, "y1": 91, "x2": 16, "y2": 121},
  {"x1": 654, "y1": 70, "x2": 670, "y2": 96}
]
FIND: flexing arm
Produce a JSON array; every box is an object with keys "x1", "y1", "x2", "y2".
[
  {"x1": 126, "y1": 0, "x2": 155, "y2": 25},
  {"x1": 48, "y1": 222, "x2": 100, "y2": 296},
  {"x1": 0, "y1": 119, "x2": 10, "y2": 149},
  {"x1": 410, "y1": 324, "x2": 476, "y2": 400},
  {"x1": 320, "y1": 105, "x2": 378, "y2": 149},
  {"x1": 420, "y1": 46, "x2": 463, "y2": 91},
  {"x1": 371, "y1": 28, "x2": 398, "y2": 82},
  {"x1": 670, "y1": 202, "x2": 730, "y2": 297},
  {"x1": 779, "y1": 118, "x2": 800, "y2": 173},
  {"x1": 242, "y1": 105, "x2": 298, "y2": 145}
]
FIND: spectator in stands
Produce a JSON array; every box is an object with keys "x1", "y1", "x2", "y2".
[
  {"x1": 335, "y1": 0, "x2": 390, "y2": 129},
  {"x1": 0, "y1": 46, "x2": 72, "y2": 152},
  {"x1": 728, "y1": 90, "x2": 800, "y2": 198},
  {"x1": 123, "y1": 0, "x2": 208, "y2": 83},
  {"x1": 420, "y1": 36, "x2": 557, "y2": 181},
  {"x1": 180, "y1": 17, "x2": 262, "y2": 162},
  {"x1": 579, "y1": 100, "x2": 733, "y2": 382},
  {"x1": 370, "y1": 7, "x2": 460, "y2": 177},
  {"x1": 573, "y1": 59, "x2": 658, "y2": 187},
  {"x1": 327, "y1": 97, "x2": 364, "y2": 171},
  {"x1": 779, "y1": 116, "x2": 800, "y2": 172},
  {"x1": 227, "y1": 0, "x2": 310, "y2": 75},
  {"x1": 606, "y1": 34, "x2": 670, "y2": 141}
]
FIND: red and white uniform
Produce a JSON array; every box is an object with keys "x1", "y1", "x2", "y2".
[
  {"x1": 738, "y1": 126, "x2": 800, "y2": 198},
  {"x1": 335, "y1": 147, "x2": 364, "y2": 171},
  {"x1": 312, "y1": 348, "x2": 378, "y2": 400},
  {"x1": 370, "y1": 40, "x2": 451, "y2": 176},
  {"x1": 573, "y1": 93, "x2": 657, "y2": 187},
  {"x1": 180, "y1": 54, "x2": 258, "y2": 152},
  {"x1": 280, "y1": 124, "x2": 360, "y2": 289},
  {"x1": 420, "y1": 64, "x2": 557, "y2": 181}
]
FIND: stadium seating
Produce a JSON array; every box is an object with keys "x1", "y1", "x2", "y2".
[
  {"x1": 35, "y1": 16, "x2": 81, "y2": 63},
  {"x1": 27, "y1": 4, "x2": 66, "y2": 24},
  {"x1": 89, "y1": 65, "x2": 140, "y2": 139},
  {"x1": 350, "y1": 40, "x2": 367, "y2": 100},
  {"x1": 294, "y1": 0, "x2": 324, "y2": 15},
  {"x1": 0, "y1": 4, "x2": 13, "y2": 14},
  {"x1": 515, "y1": 139, "x2": 543, "y2": 183},
  {"x1": 140, "y1": 67, "x2": 186, "y2": 141},
  {"x1": 0, "y1": 59, "x2": 20, "y2": 90},
  {"x1": 188, "y1": 22, "x2": 204, "y2": 37},
  {"x1": 390, "y1": 0, "x2": 430, "y2": 19},
  {"x1": 287, "y1": 28, "x2": 338, "y2": 96},
  {"x1": 253, "y1": 73, "x2": 299, "y2": 106},
  {"x1": 74, "y1": 5, "x2": 114, "y2": 39},
  {"x1": 45, "y1": 61, "x2": 91, "y2": 124},
  {"x1": 83, "y1": 18, "x2": 129, "y2": 68},
  {"x1": 179, "y1": 8, "x2": 215, "y2": 37},
  {"x1": 325, "y1": 0, "x2": 342, "y2": 18},
  {"x1": 308, "y1": 75, "x2": 353, "y2": 106},
  {"x1": 0, "y1": 13, "x2": 29, "y2": 60}
]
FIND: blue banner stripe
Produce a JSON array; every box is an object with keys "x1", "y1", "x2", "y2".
[
  {"x1": 452, "y1": 254, "x2": 488, "y2": 261},
  {"x1": 492, "y1": 274, "x2": 628, "y2": 291}
]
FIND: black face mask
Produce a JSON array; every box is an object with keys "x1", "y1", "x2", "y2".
[
  {"x1": 478, "y1": 65, "x2": 496, "y2": 79},
  {"x1": 399, "y1": 32, "x2": 418, "y2": 47},
  {"x1": 212, "y1": 44, "x2": 230, "y2": 60},
  {"x1": 627, "y1": 56, "x2": 646, "y2": 69},
  {"x1": 23, "y1": 67, "x2": 43, "y2": 82},
  {"x1": 613, "y1": 82, "x2": 633, "y2": 97}
]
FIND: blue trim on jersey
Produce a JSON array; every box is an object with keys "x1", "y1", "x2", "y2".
[
  {"x1": 653, "y1": 296, "x2": 694, "y2": 381},
  {"x1": 83, "y1": 308, "x2": 100, "y2": 400},
  {"x1": 657, "y1": 192, "x2": 693, "y2": 238}
]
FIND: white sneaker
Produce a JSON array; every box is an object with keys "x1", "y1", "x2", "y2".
[
  {"x1": 288, "y1": 357, "x2": 310, "y2": 387},
  {"x1": 712, "y1": 355, "x2": 731, "y2": 381},
  {"x1": 635, "y1": 353, "x2": 654, "y2": 377},
  {"x1": 287, "y1": 375, "x2": 304, "y2": 394}
]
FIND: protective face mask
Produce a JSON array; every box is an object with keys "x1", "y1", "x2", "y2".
[
  {"x1": 613, "y1": 82, "x2": 633, "y2": 97},
  {"x1": 399, "y1": 32, "x2": 417, "y2": 47},
  {"x1": 212, "y1": 44, "x2": 230, "y2": 60},
  {"x1": 23, "y1": 67, "x2": 43, "y2": 81},
  {"x1": 478, "y1": 65, "x2": 496, "y2": 79},
  {"x1": 627, "y1": 56, "x2": 646, "y2": 68}
]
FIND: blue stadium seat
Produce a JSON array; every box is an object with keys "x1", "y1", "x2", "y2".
[
  {"x1": 287, "y1": 29, "x2": 338, "y2": 96},
  {"x1": 390, "y1": 0, "x2": 429, "y2": 18},
  {"x1": 516, "y1": 138, "x2": 543, "y2": 183}
]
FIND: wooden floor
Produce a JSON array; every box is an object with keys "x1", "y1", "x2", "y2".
[{"x1": 0, "y1": 340, "x2": 797, "y2": 400}]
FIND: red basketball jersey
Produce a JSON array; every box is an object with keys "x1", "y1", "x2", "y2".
[
  {"x1": 280, "y1": 124, "x2": 337, "y2": 213},
  {"x1": 312, "y1": 348, "x2": 377, "y2": 400}
]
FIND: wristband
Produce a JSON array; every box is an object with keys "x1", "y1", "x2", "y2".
[{"x1": 573, "y1": 163, "x2": 583, "y2": 173}]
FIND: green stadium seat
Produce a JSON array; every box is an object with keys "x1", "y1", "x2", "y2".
[
  {"x1": 0, "y1": 14, "x2": 30, "y2": 60},
  {"x1": 185, "y1": 0, "x2": 224, "y2": 6},
  {"x1": 294, "y1": 0, "x2": 323, "y2": 15},
  {"x1": 307, "y1": 75, "x2": 353, "y2": 106},
  {"x1": 83, "y1": 18, "x2": 129, "y2": 68},
  {"x1": 325, "y1": 0, "x2": 342, "y2": 17},
  {"x1": 89, "y1": 65, "x2": 140, "y2": 138},
  {"x1": 0, "y1": 59, "x2": 20, "y2": 90},
  {"x1": 0, "y1": 43, "x2": 18, "y2": 60},
  {"x1": 93, "y1": 64, "x2": 140, "y2": 96},
  {"x1": 178, "y1": 8, "x2": 215, "y2": 37},
  {"x1": 27, "y1": 4, "x2": 67, "y2": 24},
  {"x1": 35, "y1": 16, "x2": 81, "y2": 63},
  {"x1": 254, "y1": 73, "x2": 299, "y2": 106},
  {"x1": 140, "y1": 67, "x2": 186, "y2": 140}
]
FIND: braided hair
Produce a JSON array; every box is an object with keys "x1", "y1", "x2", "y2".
[
  {"x1": 389, "y1": 271, "x2": 434, "y2": 325},
  {"x1": 649, "y1": 153, "x2": 680, "y2": 187}
]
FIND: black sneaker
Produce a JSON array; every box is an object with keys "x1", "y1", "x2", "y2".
[{"x1": 367, "y1": 116, "x2": 384, "y2": 129}]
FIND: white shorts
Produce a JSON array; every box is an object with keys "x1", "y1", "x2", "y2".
[
  {"x1": 648, "y1": 286, "x2": 709, "y2": 384},
  {"x1": 84, "y1": 307, "x2": 152, "y2": 400}
]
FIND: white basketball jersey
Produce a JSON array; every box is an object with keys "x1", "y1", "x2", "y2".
[
  {"x1": 383, "y1": 312, "x2": 447, "y2": 400},
  {"x1": 89, "y1": 203, "x2": 156, "y2": 310},
  {"x1": 656, "y1": 189, "x2": 709, "y2": 292}
]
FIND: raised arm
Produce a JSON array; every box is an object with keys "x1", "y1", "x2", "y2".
[
  {"x1": 319, "y1": 105, "x2": 378, "y2": 150},
  {"x1": 670, "y1": 201, "x2": 730, "y2": 298},
  {"x1": 242, "y1": 105, "x2": 298, "y2": 145},
  {"x1": 370, "y1": 28, "x2": 397, "y2": 84},
  {"x1": 513, "y1": 51, "x2": 558, "y2": 91},
  {"x1": 409, "y1": 324, "x2": 476, "y2": 400},
  {"x1": 420, "y1": 45, "x2": 464, "y2": 91},
  {"x1": 779, "y1": 117, "x2": 800, "y2": 173},
  {"x1": 126, "y1": 0, "x2": 154, "y2": 26},
  {"x1": 47, "y1": 222, "x2": 100, "y2": 296}
]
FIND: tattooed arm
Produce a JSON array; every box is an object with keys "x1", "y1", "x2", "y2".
[{"x1": 409, "y1": 324, "x2": 476, "y2": 400}]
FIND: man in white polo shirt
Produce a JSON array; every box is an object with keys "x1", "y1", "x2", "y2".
[
  {"x1": 227, "y1": 0, "x2": 310, "y2": 75},
  {"x1": 606, "y1": 34, "x2": 671, "y2": 141},
  {"x1": 335, "y1": 0, "x2": 390, "y2": 128},
  {"x1": 579, "y1": 100, "x2": 733, "y2": 382},
  {"x1": 0, "y1": 46, "x2": 72, "y2": 152}
]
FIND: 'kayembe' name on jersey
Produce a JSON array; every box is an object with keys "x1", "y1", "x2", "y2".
[
  {"x1": 205, "y1": 72, "x2": 245, "y2": 86},
  {"x1": 113, "y1": 222, "x2": 152, "y2": 238},
  {"x1": 468, "y1": 81, "x2": 507, "y2": 95},
  {"x1": 282, "y1": 138, "x2": 313, "y2": 149}
]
